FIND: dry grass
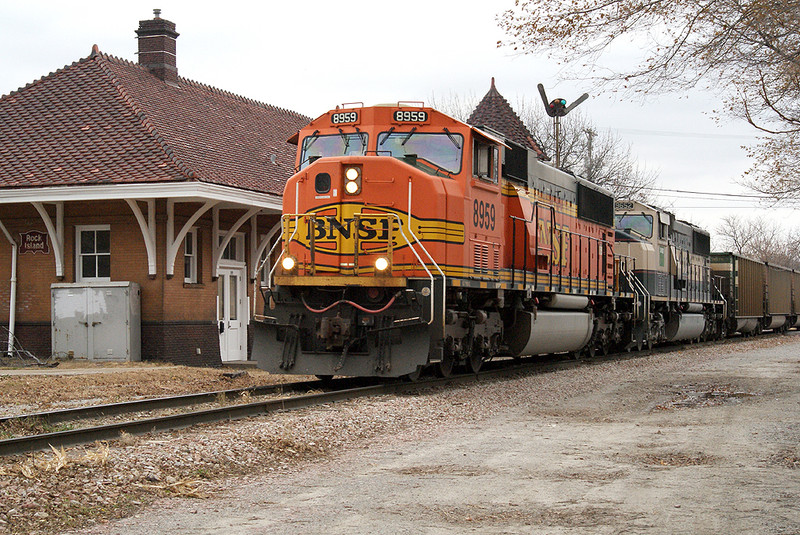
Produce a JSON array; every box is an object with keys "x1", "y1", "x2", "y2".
[
  {"x1": 638, "y1": 451, "x2": 717, "y2": 467},
  {"x1": 12, "y1": 443, "x2": 110, "y2": 479},
  {"x1": 0, "y1": 363, "x2": 310, "y2": 416}
]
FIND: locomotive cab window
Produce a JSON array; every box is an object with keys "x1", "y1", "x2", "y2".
[
  {"x1": 299, "y1": 133, "x2": 368, "y2": 169},
  {"x1": 614, "y1": 213, "x2": 654, "y2": 238},
  {"x1": 473, "y1": 139, "x2": 498, "y2": 183},
  {"x1": 377, "y1": 131, "x2": 463, "y2": 175}
]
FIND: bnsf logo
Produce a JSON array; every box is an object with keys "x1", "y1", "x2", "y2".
[
  {"x1": 310, "y1": 216, "x2": 398, "y2": 242},
  {"x1": 286, "y1": 205, "x2": 465, "y2": 254}
]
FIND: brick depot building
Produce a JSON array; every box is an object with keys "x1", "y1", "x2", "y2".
[{"x1": 0, "y1": 14, "x2": 309, "y2": 366}]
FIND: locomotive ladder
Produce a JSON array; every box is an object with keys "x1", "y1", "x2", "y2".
[
  {"x1": 712, "y1": 276, "x2": 728, "y2": 325},
  {"x1": 619, "y1": 256, "x2": 651, "y2": 346}
]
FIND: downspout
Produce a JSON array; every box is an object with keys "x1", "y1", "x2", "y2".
[{"x1": 0, "y1": 221, "x2": 17, "y2": 356}]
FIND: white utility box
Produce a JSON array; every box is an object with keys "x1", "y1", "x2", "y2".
[{"x1": 51, "y1": 282, "x2": 141, "y2": 361}]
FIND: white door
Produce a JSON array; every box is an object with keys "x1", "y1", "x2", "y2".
[
  {"x1": 89, "y1": 286, "x2": 127, "y2": 360},
  {"x1": 218, "y1": 267, "x2": 246, "y2": 362}
]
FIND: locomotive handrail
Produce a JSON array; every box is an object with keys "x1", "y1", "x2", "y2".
[
  {"x1": 617, "y1": 253, "x2": 651, "y2": 342},
  {"x1": 264, "y1": 214, "x2": 303, "y2": 287},
  {"x1": 712, "y1": 275, "x2": 728, "y2": 322},
  {"x1": 633, "y1": 274, "x2": 651, "y2": 338},
  {"x1": 510, "y1": 210, "x2": 612, "y2": 295},
  {"x1": 266, "y1": 210, "x2": 441, "y2": 327},
  {"x1": 509, "y1": 199, "x2": 557, "y2": 289},
  {"x1": 405, "y1": 179, "x2": 445, "y2": 328}
]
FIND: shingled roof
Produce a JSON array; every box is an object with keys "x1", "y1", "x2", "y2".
[
  {"x1": 467, "y1": 78, "x2": 545, "y2": 159},
  {"x1": 0, "y1": 46, "x2": 309, "y2": 195}
]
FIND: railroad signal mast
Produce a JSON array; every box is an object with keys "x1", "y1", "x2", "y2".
[{"x1": 537, "y1": 83, "x2": 589, "y2": 168}]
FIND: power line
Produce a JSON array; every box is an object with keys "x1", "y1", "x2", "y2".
[
  {"x1": 669, "y1": 205, "x2": 800, "y2": 209},
  {"x1": 655, "y1": 194, "x2": 787, "y2": 203},
  {"x1": 641, "y1": 186, "x2": 777, "y2": 199},
  {"x1": 613, "y1": 127, "x2": 759, "y2": 140}
]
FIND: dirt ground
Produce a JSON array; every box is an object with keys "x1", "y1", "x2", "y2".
[{"x1": 71, "y1": 334, "x2": 800, "y2": 535}]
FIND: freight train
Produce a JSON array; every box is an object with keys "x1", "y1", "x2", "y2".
[{"x1": 251, "y1": 103, "x2": 797, "y2": 379}]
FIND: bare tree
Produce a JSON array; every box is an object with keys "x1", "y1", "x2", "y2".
[
  {"x1": 428, "y1": 91, "x2": 480, "y2": 123},
  {"x1": 431, "y1": 91, "x2": 658, "y2": 201},
  {"x1": 715, "y1": 215, "x2": 800, "y2": 268},
  {"x1": 498, "y1": 0, "x2": 800, "y2": 202},
  {"x1": 515, "y1": 101, "x2": 658, "y2": 201}
]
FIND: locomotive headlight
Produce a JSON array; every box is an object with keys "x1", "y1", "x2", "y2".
[
  {"x1": 345, "y1": 180, "x2": 359, "y2": 194},
  {"x1": 344, "y1": 166, "x2": 362, "y2": 195},
  {"x1": 374, "y1": 256, "x2": 390, "y2": 272},
  {"x1": 281, "y1": 255, "x2": 297, "y2": 272},
  {"x1": 345, "y1": 167, "x2": 360, "y2": 180}
]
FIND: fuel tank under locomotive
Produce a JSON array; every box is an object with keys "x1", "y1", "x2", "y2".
[
  {"x1": 506, "y1": 295, "x2": 594, "y2": 357},
  {"x1": 664, "y1": 313, "x2": 706, "y2": 342}
]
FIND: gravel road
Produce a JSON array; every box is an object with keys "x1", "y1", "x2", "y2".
[{"x1": 69, "y1": 333, "x2": 800, "y2": 535}]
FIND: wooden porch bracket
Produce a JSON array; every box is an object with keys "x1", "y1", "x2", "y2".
[
  {"x1": 126, "y1": 199, "x2": 157, "y2": 278},
  {"x1": 166, "y1": 199, "x2": 219, "y2": 278},
  {"x1": 31, "y1": 201, "x2": 64, "y2": 279}
]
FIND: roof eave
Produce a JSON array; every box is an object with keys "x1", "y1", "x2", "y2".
[{"x1": 0, "y1": 182, "x2": 283, "y2": 210}]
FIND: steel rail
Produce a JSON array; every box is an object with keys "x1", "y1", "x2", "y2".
[
  {"x1": 0, "y1": 360, "x2": 570, "y2": 456},
  {"x1": 0, "y1": 379, "x2": 324, "y2": 427},
  {"x1": 1, "y1": 332, "x2": 792, "y2": 457}
]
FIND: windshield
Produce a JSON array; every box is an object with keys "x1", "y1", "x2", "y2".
[
  {"x1": 299, "y1": 133, "x2": 367, "y2": 169},
  {"x1": 615, "y1": 214, "x2": 654, "y2": 238},
  {"x1": 377, "y1": 132, "x2": 463, "y2": 174}
]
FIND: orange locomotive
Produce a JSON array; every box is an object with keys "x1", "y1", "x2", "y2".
[{"x1": 252, "y1": 103, "x2": 619, "y2": 378}]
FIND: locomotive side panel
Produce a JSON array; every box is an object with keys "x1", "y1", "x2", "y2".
[
  {"x1": 710, "y1": 252, "x2": 735, "y2": 307},
  {"x1": 503, "y1": 158, "x2": 614, "y2": 295},
  {"x1": 466, "y1": 134, "x2": 505, "y2": 281}
]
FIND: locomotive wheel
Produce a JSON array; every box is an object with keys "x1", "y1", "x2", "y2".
[
  {"x1": 601, "y1": 333, "x2": 611, "y2": 356},
  {"x1": 436, "y1": 351, "x2": 455, "y2": 378},
  {"x1": 467, "y1": 351, "x2": 482, "y2": 374},
  {"x1": 587, "y1": 344, "x2": 597, "y2": 359},
  {"x1": 636, "y1": 337, "x2": 643, "y2": 351}
]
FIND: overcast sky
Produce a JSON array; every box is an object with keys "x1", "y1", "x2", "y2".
[{"x1": 1, "y1": 1, "x2": 794, "y2": 238}]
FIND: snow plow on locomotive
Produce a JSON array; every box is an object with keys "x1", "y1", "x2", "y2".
[{"x1": 252, "y1": 103, "x2": 627, "y2": 378}]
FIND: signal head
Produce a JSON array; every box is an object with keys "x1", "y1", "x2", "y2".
[{"x1": 549, "y1": 98, "x2": 568, "y2": 116}]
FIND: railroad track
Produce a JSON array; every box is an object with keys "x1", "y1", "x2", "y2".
[{"x1": 0, "y1": 333, "x2": 788, "y2": 456}]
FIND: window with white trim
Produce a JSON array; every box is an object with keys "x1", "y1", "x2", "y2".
[
  {"x1": 76, "y1": 225, "x2": 111, "y2": 281},
  {"x1": 259, "y1": 242, "x2": 272, "y2": 288},
  {"x1": 217, "y1": 233, "x2": 244, "y2": 262},
  {"x1": 184, "y1": 228, "x2": 199, "y2": 283}
]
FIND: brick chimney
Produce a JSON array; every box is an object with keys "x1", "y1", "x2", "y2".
[{"x1": 136, "y1": 9, "x2": 179, "y2": 84}]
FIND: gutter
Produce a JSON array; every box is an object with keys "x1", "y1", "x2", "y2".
[{"x1": 0, "y1": 220, "x2": 17, "y2": 356}]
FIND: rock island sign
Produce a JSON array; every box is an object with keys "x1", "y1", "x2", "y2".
[{"x1": 18, "y1": 230, "x2": 49, "y2": 255}]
